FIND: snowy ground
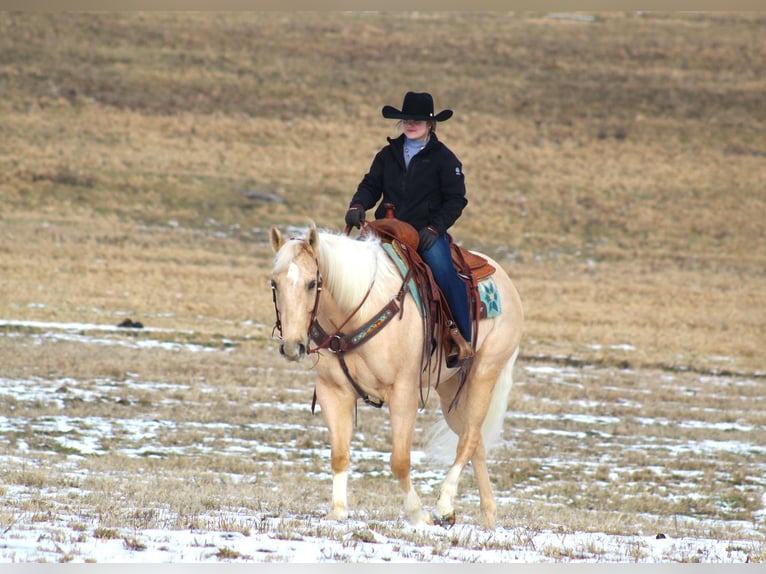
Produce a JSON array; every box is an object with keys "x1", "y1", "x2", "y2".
[
  {"x1": 2, "y1": 511, "x2": 760, "y2": 563},
  {"x1": 0, "y1": 319, "x2": 764, "y2": 563}
]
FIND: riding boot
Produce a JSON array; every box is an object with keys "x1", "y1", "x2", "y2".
[{"x1": 446, "y1": 325, "x2": 474, "y2": 368}]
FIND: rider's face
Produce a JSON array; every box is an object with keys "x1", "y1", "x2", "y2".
[{"x1": 402, "y1": 120, "x2": 429, "y2": 141}]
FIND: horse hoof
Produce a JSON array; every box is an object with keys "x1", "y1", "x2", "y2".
[
  {"x1": 433, "y1": 511, "x2": 456, "y2": 528},
  {"x1": 325, "y1": 508, "x2": 348, "y2": 522}
]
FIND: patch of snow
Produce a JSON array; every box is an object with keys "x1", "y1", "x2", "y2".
[{"x1": 0, "y1": 515, "x2": 760, "y2": 563}]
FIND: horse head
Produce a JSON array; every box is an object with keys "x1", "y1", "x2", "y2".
[{"x1": 269, "y1": 223, "x2": 322, "y2": 361}]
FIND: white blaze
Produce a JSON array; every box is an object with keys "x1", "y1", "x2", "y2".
[{"x1": 287, "y1": 262, "x2": 301, "y2": 283}]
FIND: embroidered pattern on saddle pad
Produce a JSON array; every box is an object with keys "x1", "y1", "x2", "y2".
[{"x1": 479, "y1": 277, "x2": 502, "y2": 319}]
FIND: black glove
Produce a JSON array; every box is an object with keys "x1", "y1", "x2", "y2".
[
  {"x1": 418, "y1": 226, "x2": 439, "y2": 252},
  {"x1": 345, "y1": 204, "x2": 365, "y2": 229}
]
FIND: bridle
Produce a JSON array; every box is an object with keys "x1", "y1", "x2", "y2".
[{"x1": 271, "y1": 264, "x2": 323, "y2": 345}]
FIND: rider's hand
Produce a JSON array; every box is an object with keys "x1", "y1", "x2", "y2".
[
  {"x1": 345, "y1": 204, "x2": 365, "y2": 229},
  {"x1": 418, "y1": 226, "x2": 439, "y2": 252}
]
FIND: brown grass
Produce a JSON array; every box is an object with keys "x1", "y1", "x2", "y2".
[
  {"x1": 2, "y1": 11, "x2": 764, "y2": 373},
  {"x1": 0, "y1": 11, "x2": 764, "y2": 562}
]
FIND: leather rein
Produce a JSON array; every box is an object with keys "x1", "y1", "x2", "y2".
[{"x1": 271, "y1": 235, "x2": 412, "y2": 409}]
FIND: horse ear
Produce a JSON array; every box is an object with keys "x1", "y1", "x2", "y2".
[
  {"x1": 269, "y1": 226, "x2": 284, "y2": 253},
  {"x1": 305, "y1": 222, "x2": 319, "y2": 256}
]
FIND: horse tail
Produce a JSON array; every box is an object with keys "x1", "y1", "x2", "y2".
[
  {"x1": 480, "y1": 346, "x2": 518, "y2": 450},
  {"x1": 425, "y1": 346, "x2": 519, "y2": 465}
]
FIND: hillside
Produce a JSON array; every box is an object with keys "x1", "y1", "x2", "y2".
[{"x1": 1, "y1": 11, "x2": 764, "y2": 372}]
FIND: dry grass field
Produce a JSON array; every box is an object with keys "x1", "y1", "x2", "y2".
[{"x1": 0, "y1": 11, "x2": 765, "y2": 562}]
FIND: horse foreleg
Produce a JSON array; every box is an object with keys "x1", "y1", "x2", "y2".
[
  {"x1": 388, "y1": 391, "x2": 431, "y2": 526},
  {"x1": 315, "y1": 379, "x2": 356, "y2": 521}
]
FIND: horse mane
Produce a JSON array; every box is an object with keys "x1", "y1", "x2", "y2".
[{"x1": 316, "y1": 231, "x2": 401, "y2": 314}]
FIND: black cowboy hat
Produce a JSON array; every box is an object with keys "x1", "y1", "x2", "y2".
[{"x1": 381, "y1": 91, "x2": 453, "y2": 122}]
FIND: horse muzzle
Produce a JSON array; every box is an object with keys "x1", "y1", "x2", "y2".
[{"x1": 279, "y1": 341, "x2": 307, "y2": 362}]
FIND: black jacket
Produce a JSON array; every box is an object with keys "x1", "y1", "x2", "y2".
[{"x1": 350, "y1": 133, "x2": 467, "y2": 235}]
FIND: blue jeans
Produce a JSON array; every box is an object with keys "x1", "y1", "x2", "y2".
[{"x1": 420, "y1": 234, "x2": 471, "y2": 342}]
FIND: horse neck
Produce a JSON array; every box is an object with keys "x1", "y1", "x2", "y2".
[{"x1": 317, "y1": 233, "x2": 396, "y2": 329}]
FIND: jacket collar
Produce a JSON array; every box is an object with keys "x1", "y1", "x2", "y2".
[{"x1": 387, "y1": 132, "x2": 439, "y2": 152}]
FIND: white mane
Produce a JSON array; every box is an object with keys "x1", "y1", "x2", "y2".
[{"x1": 317, "y1": 232, "x2": 402, "y2": 314}]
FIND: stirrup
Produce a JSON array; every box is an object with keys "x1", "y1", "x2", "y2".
[{"x1": 446, "y1": 326, "x2": 474, "y2": 368}]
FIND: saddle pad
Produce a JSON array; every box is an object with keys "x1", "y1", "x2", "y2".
[
  {"x1": 381, "y1": 242, "x2": 425, "y2": 315},
  {"x1": 479, "y1": 277, "x2": 502, "y2": 319}
]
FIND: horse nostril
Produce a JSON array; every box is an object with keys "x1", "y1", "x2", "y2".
[{"x1": 279, "y1": 342, "x2": 306, "y2": 361}]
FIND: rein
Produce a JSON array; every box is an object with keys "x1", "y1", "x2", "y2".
[{"x1": 308, "y1": 271, "x2": 411, "y2": 409}]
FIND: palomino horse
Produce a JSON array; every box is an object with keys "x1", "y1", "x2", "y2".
[{"x1": 269, "y1": 222, "x2": 523, "y2": 529}]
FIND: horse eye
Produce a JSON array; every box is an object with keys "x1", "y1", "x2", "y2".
[
  {"x1": 270, "y1": 280, "x2": 277, "y2": 290},
  {"x1": 307, "y1": 280, "x2": 316, "y2": 291}
]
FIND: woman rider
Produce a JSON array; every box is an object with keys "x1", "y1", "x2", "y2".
[{"x1": 345, "y1": 91, "x2": 473, "y2": 365}]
